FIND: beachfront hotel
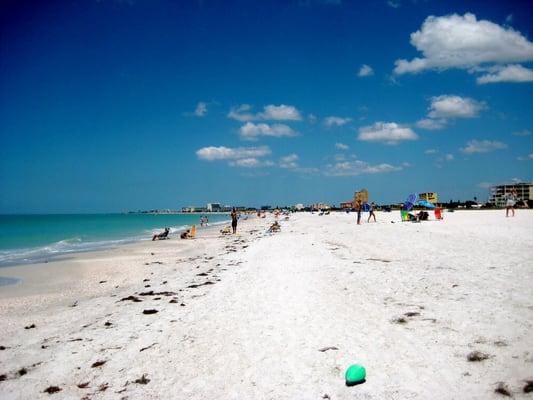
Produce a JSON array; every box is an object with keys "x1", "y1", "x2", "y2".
[{"x1": 489, "y1": 182, "x2": 533, "y2": 207}]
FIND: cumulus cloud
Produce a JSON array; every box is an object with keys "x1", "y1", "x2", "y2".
[
  {"x1": 427, "y1": 95, "x2": 486, "y2": 119},
  {"x1": 517, "y1": 153, "x2": 533, "y2": 161},
  {"x1": 239, "y1": 122, "x2": 298, "y2": 140},
  {"x1": 416, "y1": 118, "x2": 446, "y2": 130},
  {"x1": 324, "y1": 116, "x2": 352, "y2": 127},
  {"x1": 477, "y1": 64, "x2": 533, "y2": 84},
  {"x1": 393, "y1": 13, "x2": 533, "y2": 83},
  {"x1": 358, "y1": 64, "x2": 374, "y2": 77},
  {"x1": 227, "y1": 104, "x2": 255, "y2": 121},
  {"x1": 196, "y1": 145, "x2": 271, "y2": 161},
  {"x1": 445, "y1": 153, "x2": 454, "y2": 161},
  {"x1": 228, "y1": 104, "x2": 302, "y2": 122},
  {"x1": 513, "y1": 129, "x2": 531, "y2": 137},
  {"x1": 229, "y1": 158, "x2": 275, "y2": 168},
  {"x1": 279, "y1": 154, "x2": 299, "y2": 169},
  {"x1": 260, "y1": 104, "x2": 302, "y2": 121},
  {"x1": 425, "y1": 148, "x2": 438, "y2": 154},
  {"x1": 324, "y1": 159, "x2": 403, "y2": 176},
  {"x1": 417, "y1": 95, "x2": 485, "y2": 130},
  {"x1": 335, "y1": 142, "x2": 349, "y2": 150},
  {"x1": 194, "y1": 102, "x2": 207, "y2": 117},
  {"x1": 358, "y1": 122, "x2": 418, "y2": 145},
  {"x1": 460, "y1": 140, "x2": 508, "y2": 154},
  {"x1": 387, "y1": 0, "x2": 400, "y2": 8}
]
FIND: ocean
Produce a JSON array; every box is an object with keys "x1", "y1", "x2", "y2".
[{"x1": 0, "y1": 213, "x2": 231, "y2": 268}]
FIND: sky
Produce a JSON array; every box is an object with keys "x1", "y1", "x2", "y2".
[{"x1": 1, "y1": 0, "x2": 532, "y2": 213}]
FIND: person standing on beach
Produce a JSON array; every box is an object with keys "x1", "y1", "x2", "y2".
[
  {"x1": 355, "y1": 200, "x2": 362, "y2": 225},
  {"x1": 367, "y1": 202, "x2": 377, "y2": 223},
  {"x1": 231, "y1": 208, "x2": 238, "y2": 234},
  {"x1": 505, "y1": 189, "x2": 517, "y2": 217}
]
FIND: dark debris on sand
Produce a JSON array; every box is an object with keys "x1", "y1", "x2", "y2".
[
  {"x1": 43, "y1": 386, "x2": 62, "y2": 394},
  {"x1": 467, "y1": 351, "x2": 490, "y2": 362},
  {"x1": 77, "y1": 382, "x2": 90, "y2": 388},
  {"x1": 391, "y1": 317, "x2": 408, "y2": 324},
  {"x1": 24, "y1": 324, "x2": 36, "y2": 330},
  {"x1": 524, "y1": 380, "x2": 533, "y2": 393},
  {"x1": 142, "y1": 309, "x2": 158, "y2": 315},
  {"x1": 120, "y1": 295, "x2": 142, "y2": 302},
  {"x1": 91, "y1": 360, "x2": 107, "y2": 368},
  {"x1": 494, "y1": 382, "x2": 512, "y2": 396},
  {"x1": 134, "y1": 374, "x2": 150, "y2": 385}
]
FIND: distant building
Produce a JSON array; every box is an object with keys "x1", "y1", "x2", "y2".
[
  {"x1": 419, "y1": 192, "x2": 438, "y2": 204},
  {"x1": 354, "y1": 189, "x2": 369, "y2": 204},
  {"x1": 294, "y1": 203, "x2": 305, "y2": 211},
  {"x1": 312, "y1": 202, "x2": 330, "y2": 210},
  {"x1": 207, "y1": 203, "x2": 222, "y2": 212},
  {"x1": 489, "y1": 182, "x2": 532, "y2": 207},
  {"x1": 340, "y1": 200, "x2": 354, "y2": 209}
]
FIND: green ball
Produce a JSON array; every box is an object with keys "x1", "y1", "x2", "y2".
[{"x1": 345, "y1": 364, "x2": 366, "y2": 386}]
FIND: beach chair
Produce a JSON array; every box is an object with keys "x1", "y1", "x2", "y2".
[
  {"x1": 220, "y1": 225, "x2": 231, "y2": 235},
  {"x1": 434, "y1": 208, "x2": 443, "y2": 220},
  {"x1": 401, "y1": 210, "x2": 409, "y2": 222}
]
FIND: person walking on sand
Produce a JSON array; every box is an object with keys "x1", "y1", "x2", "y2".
[
  {"x1": 367, "y1": 202, "x2": 377, "y2": 223},
  {"x1": 355, "y1": 200, "x2": 362, "y2": 225},
  {"x1": 505, "y1": 189, "x2": 518, "y2": 217},
  {"x1": 231, "y1": 208, "x2": 238, "y2": 234}
]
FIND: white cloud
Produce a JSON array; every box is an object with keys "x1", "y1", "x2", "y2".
[
  {"x1": 308, "y1": 114, "x2": 317, "y2": 123},
  {"x1": 358, "y1": 64, "x2": 374, "y2": 77},
  {"x1": 324, "y1": 116, "x2": 352, "y2": 127},
  {"x1": 279, "y1": 154, "x2": 299, "y2": 169},
  {"x1": 445, "y1": 153, "x2": 454, "y2": 161},
  {"x1": 427, "y1": 95, "x2": 485, "y2": 119},
  {"x1": 239, "y1": 122, "x2": 298, "y2": 141},
  {"x1": 227, "y1": 104, "x2": 255, "y2": 122},
  {"x1": 505, "y1": 14, "x2": 513, "y2": 24},
  {"x1": 460, "y1": 140, "x2": 508, "y2": 154},
  {"x1": 358, "y1": 122, "x2": 418, "y2": 145},
  {"x1": 416, "y1": 118, "x2": 446, "y2": 130},
  {"x1": 517, "y1": 153, "x2": 533, "y2": 161},
  {"x1": 325, "y1": 159, "x2": 403, "y2": 176},
  {"x1": 387, "y1": 0, "x2": 400, "y2": 8},
  {"x1": 477, "y1": 64, "x2": 533, "y2": 84},
  {"x1": 478, "y1": 182, "x2": 493, "y2": 189},
  {"x1": 259, "y1": 104, "x2": 302, "y2": 121},
  {"x1": 194, "y1": 102, "x2": 207, "y2": 117},
  {"x1": 425, "y1": 148, "x2": 438, "y2": 154},
  {"x1": 228, "y1": 104, "x2": 302, "y2": 121},
  {"x1": 335, "y1": 142, "x2": 349, "y2": 150},
  {"x1": 393, "y1": 13, "x2": 533, "y2": 82},
  {"x1": 513, "y1": 129, "x2": 531, "y2": 136},
  {"x1": 196, "y1": 145, "x2": 271, "y2": 161},
  {"x1": 229, "y1": 158, "x2": 275, "y2": 168}
]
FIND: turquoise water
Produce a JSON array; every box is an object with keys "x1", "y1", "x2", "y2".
[{"x1": 0, "y1": 213, "x2": 230, "y2": 267}]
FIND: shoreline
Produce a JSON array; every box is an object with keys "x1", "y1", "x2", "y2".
[
  {"x1": 0, "y1": 215, "x2": 232, "y2": 271},
  {"x1": 0, "y1": 210, "x2": 532, "y2": 399}
]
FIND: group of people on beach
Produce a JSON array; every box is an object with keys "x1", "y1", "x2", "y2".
[{"x1": 354, "y1": 200, "x2": 377, "y2": 225}]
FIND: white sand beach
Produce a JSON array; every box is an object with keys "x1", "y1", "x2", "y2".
[{"x1": 0, "y1": 210, "x2": 532, "y2": 399}]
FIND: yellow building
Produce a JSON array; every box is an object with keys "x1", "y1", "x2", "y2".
[
  {"x1": 354, "y1": 189, "x2": 369, "y2": 204},
  {"x1": 418, "y1": 192, "x2": 438, "y2": 204}
]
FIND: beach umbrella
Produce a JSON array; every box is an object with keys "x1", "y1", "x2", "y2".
[
  {"x1": 403, "y1": 194, "x2": 417, "y2": 211},
  {"x1": 417, "y1": 199, "x2": 435, "y2": 209}
]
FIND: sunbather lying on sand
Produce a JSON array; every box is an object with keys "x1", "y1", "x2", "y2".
[
  {"x1": 180, "y1": 229, "x2": 191, "y2": 239},
  {"x1": 152, "y1": 227, "x2": 170, "y2": 241},
  {"x1": 268, "y1": 221, "x2": 281, "y2": 233},
  {"x1": 220, "y1": 226, "x2": 232, "y2": 235}
]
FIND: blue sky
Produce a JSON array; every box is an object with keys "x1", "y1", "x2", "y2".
[{"x1": 1, "y1": 0, "x2": 532, "y2": 213}]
